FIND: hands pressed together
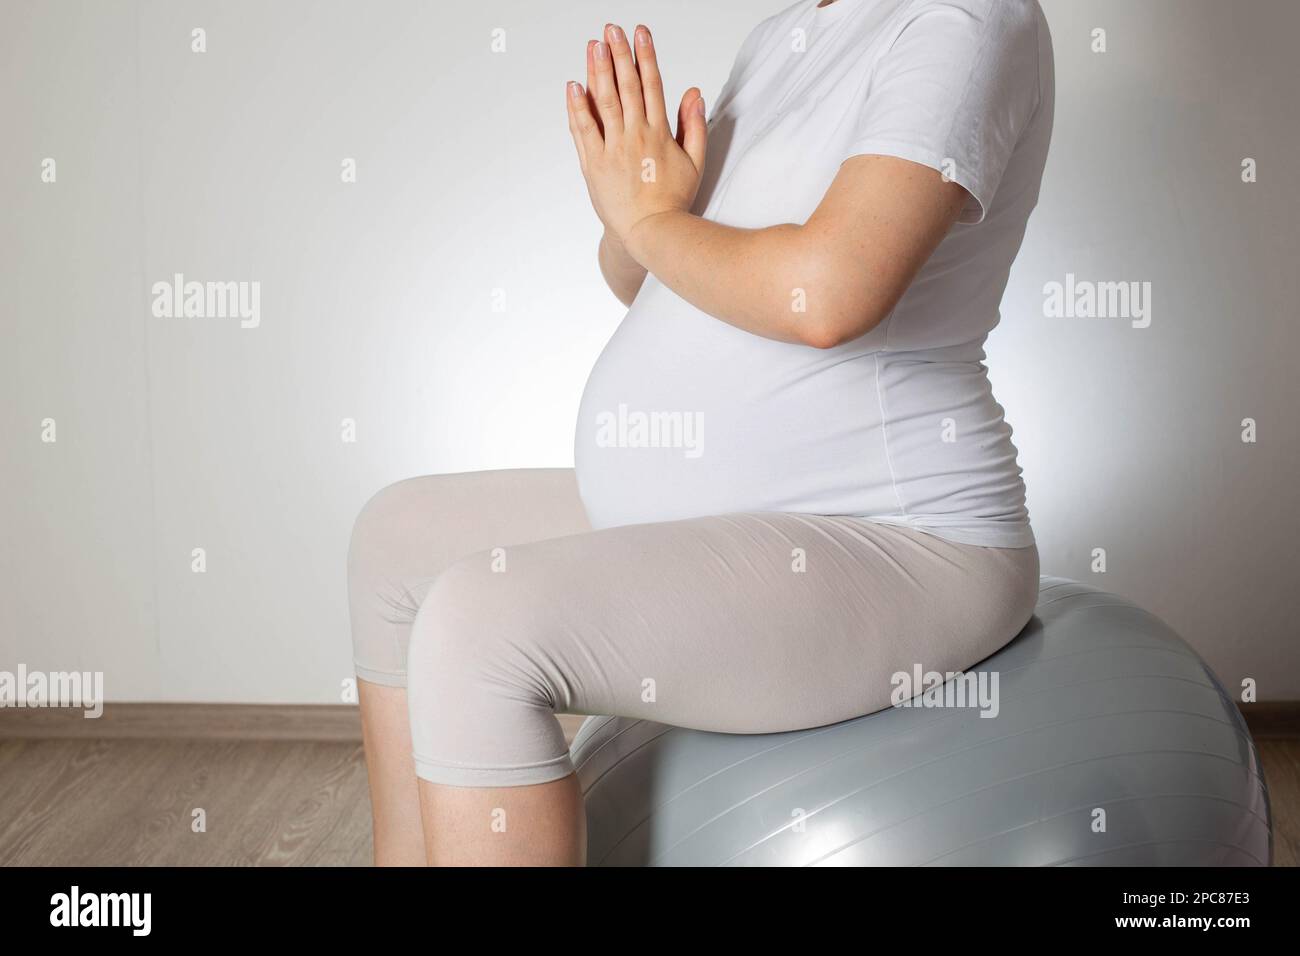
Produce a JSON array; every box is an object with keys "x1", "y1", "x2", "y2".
[{"x1": 566, "y1": 24, "x2": 708, "y2": 252}]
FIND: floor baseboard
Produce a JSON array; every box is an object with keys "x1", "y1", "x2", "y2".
[
  {"x1": 0, "y1": 703, "x2": 364, "y2": 742},
  {"x1": 0, "y1": 702, "x2": 590, "y2": 744},
  {"x1": 1239, "y1": 701, "x2": 1300, "y2": 740},
  {"x1": 0, "y1": 700, "x2": 1294, "y2": 744}
]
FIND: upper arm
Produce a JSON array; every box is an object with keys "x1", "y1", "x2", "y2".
[
  {"x1": 790, "y1": 0, "x2": 1042, "y2": 347},
  {"x1": 798, "y1": 155, "x2": 969, "y2": 347}
]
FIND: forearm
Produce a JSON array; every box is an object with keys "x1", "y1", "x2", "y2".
[
  {"x1": 597, "y1": 231, "x2": 648, "y2": 307},
  {"x1": 625, "y1": 210, "x2": 839, "y2": 347}
]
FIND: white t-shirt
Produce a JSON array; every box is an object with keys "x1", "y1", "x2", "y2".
[{"x1": 575, "y1": 0, "x2": 1054, "y2": 548}]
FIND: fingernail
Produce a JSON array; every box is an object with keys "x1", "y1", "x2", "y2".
[
  {"x1": 696, "y1": 97, "x2": 706, "y2": 116},
  {"x1": 636, "y1": 26, "x2": 651, "y2": 46},
  {"x1": 607, "y1": 24, "x2": 623, "y2": 43},
  {"x1": 569, "y1": 81, "x2": 583, "y2": 99},
  {"x1": 594, "y1": 40, "x2": 607, "y2": 60}
]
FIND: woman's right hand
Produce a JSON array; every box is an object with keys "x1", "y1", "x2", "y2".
[{"x1": 570, "y1": 24, "x2": 708, "y2": 246}]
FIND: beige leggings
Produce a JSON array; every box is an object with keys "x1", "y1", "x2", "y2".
[{"x1": 347, "y1": 469, "x2": 1040, "y2": 787}]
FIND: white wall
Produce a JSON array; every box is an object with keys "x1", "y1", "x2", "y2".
[{"x1": 2, "y1": 0, "x2": 1296, "y2": 703}]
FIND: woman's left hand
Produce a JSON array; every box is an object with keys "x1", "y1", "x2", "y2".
[{"x1": 566, "y1": 23, "x2": 709, "y2": 248}]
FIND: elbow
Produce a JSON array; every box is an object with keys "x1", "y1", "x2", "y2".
[
  {"x1": 797, "y1": 321, "x2": 853, "y2": 350},
  {"x1": 793, "y1": 305, "x2": 885, "y2": 350},
  {"x1": 783, "y1": 237, "x2": 885, "y2": 349}
]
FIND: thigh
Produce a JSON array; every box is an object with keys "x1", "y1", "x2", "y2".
[{"x1": 437, "y1": 511, "x2": 1039, "y2": 734}]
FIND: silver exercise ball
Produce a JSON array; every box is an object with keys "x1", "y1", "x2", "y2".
[{"x1": 571, "y1": 577, "x2": 1271, "y2": 866}]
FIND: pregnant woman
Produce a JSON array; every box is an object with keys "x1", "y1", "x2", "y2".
[{"x1": 349, "y1": 0, "x2": 1054, "y2": 865}]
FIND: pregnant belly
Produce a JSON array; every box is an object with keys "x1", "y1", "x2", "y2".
[{"x1": 573, "y1": 283, "x2": 897, "y2": 529}]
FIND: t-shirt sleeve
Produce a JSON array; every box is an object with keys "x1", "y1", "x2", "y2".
[{"x1": 845, "y1": 0, "x2": 1042, "y2": 224}]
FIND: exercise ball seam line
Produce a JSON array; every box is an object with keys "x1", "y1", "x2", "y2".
[
  {"x1": 1046, "y1": 838, "x2": 1269, "y2": 868},
  {"x1": 1034, "y1": 605, "x2": 1191, "y2": 645},
  {"x1": 1029, "y1": 582, "x2": 1123, "y2": 606},
  {"x1": 1035, "y1": 596, "x2": 1139, "y2": 611},
  {"x1": 707, "y1": 728, "x2": 1263, "y2": 868},
  {"x1": 914, "y1": 792, "x2": 1272, "y2": 867},
  {"x1": 1038, "y1": 577, "x2": 1089, "y2": 591},
  {"x1": 988, "y1": 643, "x2": 1202, "y2": 678},
  {"x1": 570, "y1": 714, "x2": 617, "y2": 751},
  {"x1": 1031, "y1": 602, "x2": 1197, "y2": 656},
  {"x1": 574, "y1": 721, "x2": 676, "y2": 795},
  {"x1": 1021, "y1": 612, "x2": 1194, "y2": 657},
  {"x1": 572, "y1": 716, "x2": 665, "y2": 772}
]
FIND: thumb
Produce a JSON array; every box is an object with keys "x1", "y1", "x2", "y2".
[{"x1": 676, "y1": 88, "x2": 708, "y2": 171}]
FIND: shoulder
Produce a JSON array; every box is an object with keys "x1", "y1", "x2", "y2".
[
  {"x1": 891, "y1": 0, "x2": 1042, "y2": 43},
  {"x1": 880, "y1": 0, "x2": 1042, "y2": 77}
]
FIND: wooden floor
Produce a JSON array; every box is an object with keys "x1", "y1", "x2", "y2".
[
  {"x1": 1260, "y1": 741, "x2": 1299, "y2": 866},
  {"x1": 0, "y1": 732, "x2": 1295, "y2": 866},
  {"x1": 0, "y1": 738, "x2": 373, "y2": 866}
]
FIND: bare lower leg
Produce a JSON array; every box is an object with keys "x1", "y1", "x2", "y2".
[
  {"x1": 357, "y1": 680, "x2": 427, "y2": 866},
  {"x1": 418, "y1": 775, "x2": 586, "y2": 866}
]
